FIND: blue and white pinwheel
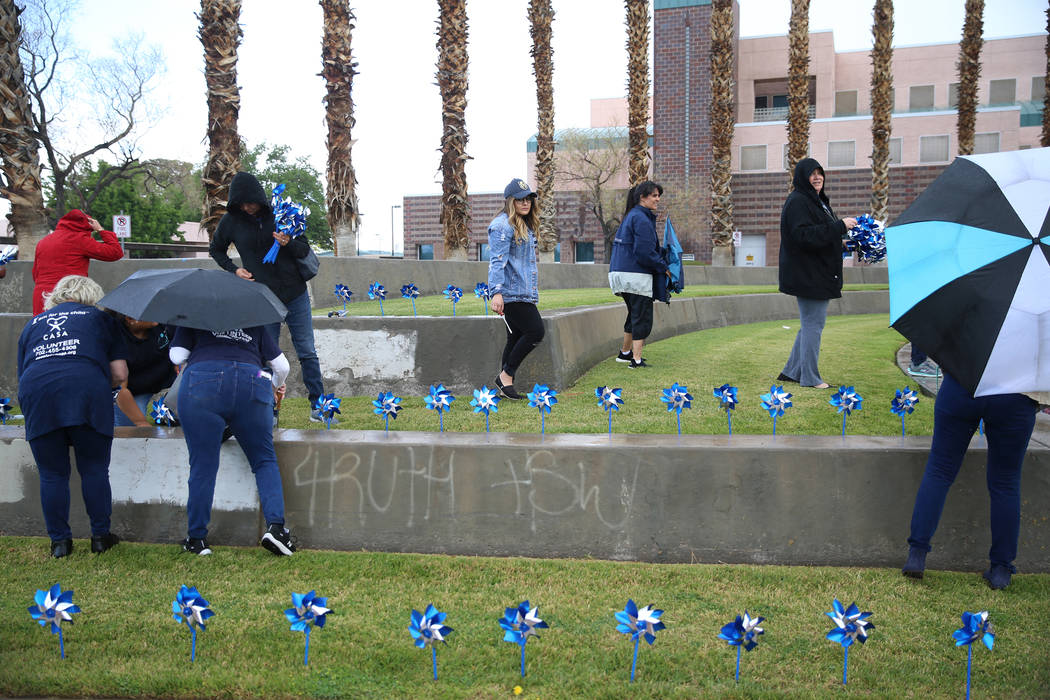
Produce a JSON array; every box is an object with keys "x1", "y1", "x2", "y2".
[
  {"x1": 470, "y1": 385, "x2": 500, "y2": 432},
  {"x1": 825, "y1": 599, "x2": 874, "y2": 685},
  {"x1": 0, "y1": 397, "x2": 12, "y2": 425},
  {"x1": 373, "y1": 391, "x2": 402, "y2": 433},
  {"x1": 891, "y1": 387, "x2": 919, "y2": 436},
  {"x1": 0, "y1": 244, "x2": 17, "y2": 265},
  {"x1": 400, "y1": 282, "x2": 420, "y2": 316},
  {"x1": 829, "y1": 385, "x2": 863, "y2": 436},
  {"x1": 843, "y1": 214, "x2": 886, "y2": 264},
  {"x1": 172, "y1": 585, "x2": 214, "y2": 662},
  {"x1": 424, "y1": 384, "x2": 455, "y2": 432},
  {"x1": 284, "y1": 590, "x2": 331, "y2": 666},
  {"x1": 474, "y1": 282, "x2": 491, "y2": 315},
  {"x1": 595, "y1": 386, "x2": 623, "y2": 436},
  {"x1": 28, "y1": 583, "x2": 80, "y2": 658},
  {"x1": 527, "y1": 384, "x2": 558, "y2": 435},
  {"x1": 443, "y1": 284, "x2": 463, "y2": 315},
  {"x1": 661, "y1": 383, "x2": 693, "y2": 435},
  {"x1": 712, "y1": 383, "x2": 738, "y2": 435},
  {"x1": 500, "y1": 600, "x2": 549, "y2": 677},
  {"x1": 409, "y1": 604, "x2": 454, "y2": 680},
  {"x1": 150, "y1": 398, "x2": 175, "y2": 427},
  {"x1": 615, "y1": 599, "x2": 665, "y2": 682},
  {"x1": 314, "y1": 393, "x2": 342, "y2": 430},
  {"x1": 718, "y1": 610, "x2": 765, "y2": 682},
  {"x1": 330, "y1": 283, "x2": 352, "y2": 317},
  {"x1": 760, "y1": 385, "x2": 793, "y2": 435},
  {"x1": 368, "y1": 282, "x2": 387, "y2": 316},
  {"x1": 262, "y1": 184, "x2": 311, "y2": 264},
  {"x1": 953, "y1": 610, "x2": 994, "y2": 700}
]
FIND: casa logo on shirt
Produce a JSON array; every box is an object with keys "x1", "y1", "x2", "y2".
[{"x1": 43, "y1": 315, "x2": 69, "y2": 340}]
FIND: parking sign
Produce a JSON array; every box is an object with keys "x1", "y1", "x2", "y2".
[{"x1": 113, "y1": 215, "x2": 131, "y2": 238}]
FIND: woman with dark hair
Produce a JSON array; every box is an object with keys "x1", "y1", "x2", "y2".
[
  {"x1": 777, "y1": 159, "x2": 857, "y2": 388},
  {"x1": 608, "y1": 180, "x2": 667, "y2": 369},
  {"x1": 488, "y1": 178, "x2": 544, "y2": 400}
]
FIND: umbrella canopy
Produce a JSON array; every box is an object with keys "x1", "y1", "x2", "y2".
[
  {"x1": 886, "y1": 147, "x2": 1050, "y2": 396},
  {"x1": 99, "y1": 268, "x2": 287, "y2": 332},
  {"x1": 663, "y1": 217, "x2": 684, "y2": 294}
]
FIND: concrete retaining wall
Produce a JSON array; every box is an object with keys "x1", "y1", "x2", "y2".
[{"x1": 2, "y1": 426, "x2": 1048, "y2": 571}]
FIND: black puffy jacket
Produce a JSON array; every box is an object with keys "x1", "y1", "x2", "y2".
[{"x1": 777, "y1": 158, "x2": 847, "y2": 300}]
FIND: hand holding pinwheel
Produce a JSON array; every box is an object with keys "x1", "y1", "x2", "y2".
[
  {"x1": 172, "y1": 585, "x2": 214, "y2": 662},
  {"x1": 615, "y1": 599, "x2": 665, "y2": 682},
  {"x1": 500, "y1": 600, "x2": 549, "y2": 677},
  {"x1": 843, "y1": 214, "x2": 886, "y2": 264},
  {"x1": 409, "y1": 604, "x2": 453, "y2": 680},
  {"x1": 0, "y1": 244, "x2": 16, "y2": 265},
  {"x1": 284, "y1": 590, "x2": 331, "y2": 666},
  {"x1": 28, "y1": 583, "x2": 81, "y2": 658},
  {"x1": 262, "y1": 184, "x2": 310, "y2": 264}
]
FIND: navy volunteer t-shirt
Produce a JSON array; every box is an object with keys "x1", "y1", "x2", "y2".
[
  {"x1": 17, "y1": 302, "x2": 127, "y2": 440},
  {"x1": 171, "y1": 326, "x2": 280, "y2": 367}
]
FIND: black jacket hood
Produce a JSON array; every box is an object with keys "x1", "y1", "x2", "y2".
[
  {"x1": 792, "y1": 158, "x2": 831, "y2": 207},
  {"x1": 227, "y1": 172, "x2": 272, "y2": 215}
]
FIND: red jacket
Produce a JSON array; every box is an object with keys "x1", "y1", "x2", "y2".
[{"x1": 31, "y1": 210, "x2": 124, "y2": 314}]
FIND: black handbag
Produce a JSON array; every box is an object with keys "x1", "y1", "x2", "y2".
[{"x1": 296, "y1": 247, "x2": 320, "y2": 281}]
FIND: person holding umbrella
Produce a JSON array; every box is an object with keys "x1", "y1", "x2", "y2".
[{"x1": 17, "y1": 275, "x2": 127, "y2": 558}]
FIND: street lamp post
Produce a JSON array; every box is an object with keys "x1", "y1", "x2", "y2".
[{"x1": 391, "y1": 204, "x2": 402, "y2": 257}]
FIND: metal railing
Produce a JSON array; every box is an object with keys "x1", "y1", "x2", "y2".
[{"x1": 753, "y1": 105, "x2": 816, "y2": 122}]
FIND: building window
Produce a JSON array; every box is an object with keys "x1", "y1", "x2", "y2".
[
  {"x1": 988, "y1": 78, "x2": 1016, "y2": 105},
  {"x1": 919, "y1": 135, "x2": 949, "y2": 163},
  {"x1": 782, "y1": 143, "x2": 810, "y2": 171},
  {"x1": 418, "y1": 244, "x2": 434, "y2": 260},
  {"x1": 1034, "y1": 76, "x2": 1046, "y2": 102},
  {"x1": 834, "y1": 90, "x2": 858, "y2": 116},
  {"x1": 575, "y1": 242, "x2": 594, "y2": 263},
  {"x1": 554, "y1": 242, "x2": 561, "y2": 263},
  {"x1": 948, "y1": 82, "x2": 960, "y2": 108},
  {"x1": 478, "y1": 242, "x2": 489, "y2": 261},
  {"x1": 974, "y1": 132, "x2": 1000, "y2": 154},
  {"x1": 741, "y1": 145, "x2": 766, "y2": 171},
  {"x1": 827, "y1": 140, "x2": 855, "y2": 168},
  {"x1": 889, "y1": 137, "x2": 902, "y2": 164},
  {"x1": 909, "y1": 85, "x2": 935, "y2": 111}
]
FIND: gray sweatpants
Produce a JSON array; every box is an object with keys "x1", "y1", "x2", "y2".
[{"x1": 781, "y1": 296, "x2": 829, "y2": 386}]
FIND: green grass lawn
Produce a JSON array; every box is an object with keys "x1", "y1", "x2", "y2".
[{"x1": 2, "y1": 538, "x2": 1047, "y2": 698}]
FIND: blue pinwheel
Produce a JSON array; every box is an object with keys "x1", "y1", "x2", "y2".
[
  {"x1": 470, "y1": 385, "x2": 500, "y2": 432},
  {"x1": 373, "y1": 391, "x2": 402, "y2": 433},
  {"x1": 0, "y1": 397, "x2": 13, "y2": 425},
  {"x1": 400, "y1": 283, "x2": 420, "y2": 316},
  {"x1": 424, "y1": 384, "x2": 455, "y2": 432},
  {"x1": 330, "y1": 283, "x2": 352, "y2": 317},
  {"x1": 150, "y1": 398, "x2": 175, "y2": 427},
  {"x1": 760, "y1": 385, "x2": 793, "y2": 435},
  {"x1": 615, "y1": 599, "x2": 665, "y2": 682},
  {"x1": 500, "y1": 600, "x2": 549, "y2": 677},
  {"x1": 409, "y1": 604, "x2": 453, "y2": 680},
  {"x1": 284, "y1": 590, "x2": 331, "y2": 666},
  {"x1": 718, "y1": 610, "x2": 765, "y2": 682},
  {"x1": 28, "y1": 583, "x2": 81, "y2": 658},
  {"x1": 172, "y1": 585, "x2": 214, "y2": 662},
  {"x1": 262, "y1": 184, "x2": 310, "y2": 264},
  {"x1": 527, "y1": 384, "x2": 558, "y2": 435},
  {"x1": 953, "y1": 610, "x2": 994, "y2": 700},
  {"x1": 661, "y1": 383, "x2": 693, "y2": 435},
  {"x1": 829, "y1": 385, "x2": 863, "y2": 436},
  {"x1": 825, "y1": 599, "x2": 874, "y2": 685},
  {"x1": 443, "y1": 284, "x2": 462, "y2": 315},
  {"x1": 712, "y1": 384, "x2": 738, "y2": 435},
  {"x1": 595, "y1": 386, "x2": 623, "y2": 436},
  {"x1": 891, "y1": 387, "x2": 919, "y2": 436},
  {"x1": 0, "y1": 244, "x2": 16, "y2": 265},
  {"x1": 368, "y1": 282, "x2": 387, "y2": 316},
  {"x1": 314, "y1": 393, "x2": 342, "y2": 429},
  {"x1": 474, "y1": 282, "x2": 491, "y2": 315},
  {"x1": 843, "y1": 214, "x2": 886, "y2": 264}
]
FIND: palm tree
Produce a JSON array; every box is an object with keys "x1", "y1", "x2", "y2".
[
  {"x1": 869, "y1": 0, "x2": 893, "y2": 222},
  {"x1": 436, "y1": 0, "x2": 470, "y2": 261},
  {"x1": 956, "y1": 0, "x2": 983, "y2": 156},
  {"x1": 625, "y1": 0, "x2": 650, "y2": 186},
  {"x1": 320, "y1": 0, "x2": 360, "y2": 257},
  {"x1": 0, "y1": 0, "x2": 49, "y2": 259},
  {"x1": 529, "y1": 0, "x2": 556, "y2": 262},
  {"x1": 198, "y1": 0, "x2": 243, "y2": 239},
  {"x1": 786, "y1": 0, "x2": 811, "y2": 179},
  {"x1": 709, "y1": 0, "x2": 735, "y2": 266},
  {"x1": 1042, "y1": 5, "x2": 1049, "y2": 147}
]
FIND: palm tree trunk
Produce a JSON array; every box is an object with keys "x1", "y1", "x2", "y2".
[
  {"x1": 199, "y1": 0, "x2": 243, "y2": 239},
  {"x1": 529, "y1": 0, "x2": 556, "y2": 262},
  {"x1": 1042, "y1": 5, "x2": 1049, "y2": 147},
  {"x1": 869, "y1": 0, "x2": 893, "y2": 222},
  {"x1": 320, "y1": 0, "x2": 360, "y2": 257},
  {"x1": 0, "y1": 0, "x2": 49, "y2": 260},
  {"x1": 437, "y1": 0, "x2": 471, "y2": 261},
  {"x1": 709, "y1": 0, "x2": 735, "y2": 264},
  {"x1": 625, "y1": 0, "x2": 650, "y2": 186},
  {"x1": 956, "y1": 0, "x2": 983, "y2": 156},
  {"x1": 786, "y1": 0, "x2": 811, "y2": 180}
]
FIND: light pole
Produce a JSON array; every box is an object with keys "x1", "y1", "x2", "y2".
[{"x1": 391, "y1": 204, "x2": 402, "y2": 257}]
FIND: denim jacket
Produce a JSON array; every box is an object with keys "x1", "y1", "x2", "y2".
[{"x1": 487, "y1": 212, "x2": 539, "y2": 303}]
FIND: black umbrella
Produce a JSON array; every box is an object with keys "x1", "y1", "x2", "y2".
[{"x1": 99, "y1": 268, "x2": 287, "y2": 332}]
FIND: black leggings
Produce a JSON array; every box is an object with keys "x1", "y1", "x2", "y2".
[{"x1": 501, "y1": 302, "x2": 545, "y2": 377}]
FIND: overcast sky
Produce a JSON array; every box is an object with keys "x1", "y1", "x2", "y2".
[{"x1": 6, "y1": 0, "x2": 1047, "y2": 252}]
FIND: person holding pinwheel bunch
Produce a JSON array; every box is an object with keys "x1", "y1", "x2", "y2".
[
  {"x1": 487, "y1": 178, "x2": 545, "y2": 400},
  {"x1": 209, "y1": 172, "x2": 331, "y2": 423}
]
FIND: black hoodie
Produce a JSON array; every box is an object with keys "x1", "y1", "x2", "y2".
[
  {"x1": 210, "y1": 172, "x2": 311, "y2": 304},
  {"x1": 777, "y1": 158, "x2": 847, "y2": 299}
]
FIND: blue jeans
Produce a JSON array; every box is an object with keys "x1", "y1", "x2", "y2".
[
  {"x1": 28, "y1": 425, "x2": 113, "y2": 541},
  {"x1": 266, "y1": 290, "x2": 323, "y2": 405},
  {"x1": 177, "y1": 361, "x2": 286, "y2": 539},
  {"x1": 781, "y1": 297, "x2": 829, "y2": 386},
  {"x1": 907, "y1": 373, "x2": 1037, "y2": 570},
  {"x1": 114, "y1": 392, "x2": 152, "y2": 427}
]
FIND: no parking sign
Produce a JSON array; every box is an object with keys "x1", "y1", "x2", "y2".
[{"x1": 113, "y1": 215, "x2": 131, "y2": 238}]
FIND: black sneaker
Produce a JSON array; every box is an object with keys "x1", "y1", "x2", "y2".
[
  {"x1": 494, "y1": 375, "x2": 523, "y2": 400},
  {"x1": 615, "y1": 351, "x2": 633, "y2": 363},
  {"x1": 91, "y1": 532, "x2": 120, "y2": 554},
  {"x1": 627, "y1": 358, "x2": 649, "y2": 368},
  {"x1": 182, "y1": 537, "x2": 212, "y2": 556},
  {"x1": 261, "y1": 523, "x2": 296, "y2": 556}
]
